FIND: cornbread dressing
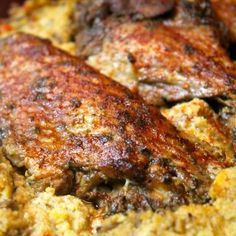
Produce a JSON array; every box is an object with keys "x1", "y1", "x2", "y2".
[{"x1": 0, "y1": 0, "x2": 77, "y2": 53}]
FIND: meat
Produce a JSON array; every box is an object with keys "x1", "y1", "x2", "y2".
[
  {"x1": 0, "y1": 33, "x2": 232, "y2": 213},
  {"x1": 76, "y1": 0, "x2": 236, "y2": 106},
  {"x1": 211, "y1": 0, "x2": 236, "y2": 43},
  {"x1": 74, "y1": 0, "x2": 175, "y2": 59},
  {"x1": 105, "y1": 0, "x2": 175, "y2": 18},
  {"x1": 82, "y1": 18, "x2": 235, "y2": 105},
  {"x1": 75, "y1": 0, "x2": 174, "y2": 24},
  {"x1": 170, "y1": 0, "x2": 229, "y2": 46}
]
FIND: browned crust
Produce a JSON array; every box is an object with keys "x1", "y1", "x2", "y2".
[{"x1": 0, "y1": 33, "x2": 232, "y2": 212}]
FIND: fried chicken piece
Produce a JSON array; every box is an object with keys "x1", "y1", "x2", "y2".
[
  {"x1": 0, "y1": 33, "x2": 232, "y2": 213},
  {"x1": 82, "y1": 17, "x2": 235, "y2": 105},
  {"x1": 76, "y1": 0, "x2": 235, "y2": 106},
  {"x1": 211, "y1": 0, "x2": 236, "y2": 43}
]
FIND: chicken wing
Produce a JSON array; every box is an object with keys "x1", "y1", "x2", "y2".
[{"x1": 0, "y1": 33, "x2": 232, "y2": 214}]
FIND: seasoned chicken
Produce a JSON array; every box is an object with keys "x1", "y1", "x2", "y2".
[
  {"x1": 0, "y1": 33, "x2": 232, "y2": 214},
  {"x1": 211, "y1": 0, "x2": 236, "y2": 43},
  {"x1": 76, "y1": 0, "x2": 236, "y2": 106}
]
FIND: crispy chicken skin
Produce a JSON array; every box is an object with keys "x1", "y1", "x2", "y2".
[
  {"x1": 0, "y1": 33, "x2": 232, "y2": 213},
  {"x1": 76, "y1": 0, "x2": 236, "y2": 106}
]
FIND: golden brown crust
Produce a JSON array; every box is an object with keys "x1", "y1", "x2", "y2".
[{"x1": 0, "y1": 33, "x2": 232, "y2": 213}]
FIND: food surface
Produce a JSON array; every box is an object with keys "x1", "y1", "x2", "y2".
[
  {"x1": 211, "y1": 0, "x2": 236, "y2": 43},
  {"x1": 219, "y1": 95, "x2": 236, "y2": 151},
  {"x1": 103, "y1": 0, "x2": 175, "y2": 18},
  {"x1": 0, "y1": 144, "x2": 236, "y2": 236},
  {"x1": 1, "y1": 149, "x2": 236, "y2": 235},
  {"x1": 0, "y1": 154, "x2": 98, "y2": 236},
  {"x1": 1, "y1": 33, "x2": 231, "y2": 214},
  {"x1": 85, "y1": 18, "x2": 235, "y2": 105},
  {"x1": 161, "y1": 98, "x2": 235, "y2": 162},
  {"x1": 98, "y1": 166, "x2": 236, "y2": 235},
  {"x1": 76, "y1": 0, "x2": 236, "y2": 106},
  {"x1": 0, "y1": 0, "x2": 235, "y2": 236},
  {"x1": 0, "y1": 0, "x2": 77, "y2": 53}
]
